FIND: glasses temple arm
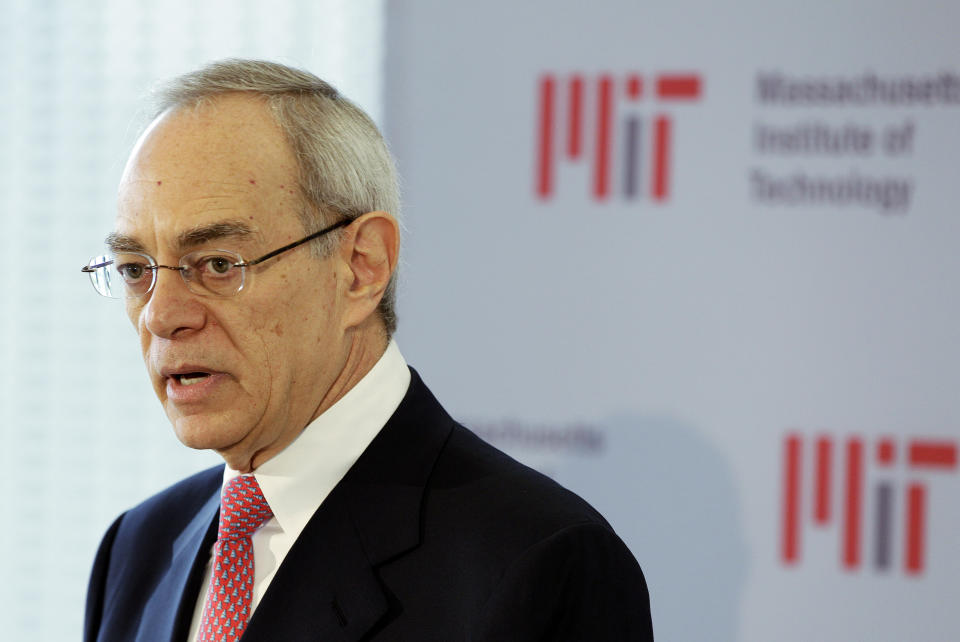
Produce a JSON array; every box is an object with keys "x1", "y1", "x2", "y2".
[
  {"x1": 81, "y1": 259, "x2": 115, "y2": 272},
  {"x1": 244, "y1": 218, "x2": 351, "y2": 267}
]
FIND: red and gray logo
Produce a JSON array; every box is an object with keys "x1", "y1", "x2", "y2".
[
  {"x1": 781, "y1": 433, "x2": 957, "y2": 575},
  {"x1": 535, "y1": 71, "x2": 702, "y2": 202}
]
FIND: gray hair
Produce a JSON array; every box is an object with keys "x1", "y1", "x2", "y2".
[{"x1": 153, "y1": 58, "x2": 400, "y2": 335}]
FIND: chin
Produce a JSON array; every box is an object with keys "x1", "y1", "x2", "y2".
[{"x1": 169, "y1": 413, "x2": 250, "y2": 453}]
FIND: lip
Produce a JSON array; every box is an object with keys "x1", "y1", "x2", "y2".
[
  {"x1": 161, "y1": 365, "x2": 229, "y2": 404},
  {"x1": 160, "y1": 363, "x2": 217, "y2": 379}
]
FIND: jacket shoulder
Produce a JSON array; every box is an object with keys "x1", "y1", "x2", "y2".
[
  {"x1": 375, "y1": 420, "x2": 651, "y2": 639},
  {"x1": 123, "y1": 464, "x2": 223, "y2": 527},
  {"x1": 84, "y1": 465, "x2": 222, "y2": 642},
  {"x1": 432, "y1": 422, "x2": 611, "y2": 533}
]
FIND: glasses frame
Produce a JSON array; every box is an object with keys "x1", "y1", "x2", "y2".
[{"x1": 82, "y1": 218, "x2": 351, "y2": 299}]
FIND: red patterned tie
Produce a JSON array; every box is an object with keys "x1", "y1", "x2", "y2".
[{"x1": 197, "y1": 475, "x2": 274, "y2": 642}]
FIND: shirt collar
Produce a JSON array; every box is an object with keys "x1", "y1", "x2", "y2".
[{"x1": 223, "y1": 340, "x2": 411, "y2": 536}]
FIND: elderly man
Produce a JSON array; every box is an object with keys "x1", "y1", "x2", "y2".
[{"x1": 82, "y1": 59, "x2": 652, "y2": 642}]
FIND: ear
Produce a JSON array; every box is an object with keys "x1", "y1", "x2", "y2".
[{"x1": 339, "y1": 210, "x2": 400, "y2": 329}]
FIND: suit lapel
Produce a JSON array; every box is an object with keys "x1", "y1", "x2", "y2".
[
  {"x1": 240, "y1": 487, "x2": 390, "y2": 641},
  {"x1": 135, "y1": 482, "x2": 220, "y2": 642},
  {"x1": 243, "y1": 369, "x2": 454, "y2": 641}
]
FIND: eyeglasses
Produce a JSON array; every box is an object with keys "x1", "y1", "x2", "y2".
[{"x1": 81, "y1": 218, "x2": 350, "y2": 299}]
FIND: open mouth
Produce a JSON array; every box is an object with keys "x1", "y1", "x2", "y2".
[{"x1": 174, "y1": 372, "x2": 211, "y2": 386}]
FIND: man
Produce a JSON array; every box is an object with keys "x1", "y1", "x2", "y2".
[{"x1": 82, "y1": 59, "x2": 653, "y2": 641}]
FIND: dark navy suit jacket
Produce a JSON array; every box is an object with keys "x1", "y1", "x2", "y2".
[{"x1": 84, "y1": 370, "x2": 653, "y2": 641}]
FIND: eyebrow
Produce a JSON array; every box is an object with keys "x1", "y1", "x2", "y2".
[
  {"x1": 104, "y1": 220, "x2": 256, "y2": 254},
  {"x1": 104, "y1": 232, "x2": 146, "y2": 253}
]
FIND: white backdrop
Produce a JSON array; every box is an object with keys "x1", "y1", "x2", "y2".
[{"x1": 385, "y1": 1, "x2": 960, "y2": 640}]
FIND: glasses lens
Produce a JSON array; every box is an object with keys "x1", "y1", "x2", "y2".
[
  {"x1": 86, "y1": 253, "x2": 155, "y2": 299},
  {"x1": 180, "y1": 251, "x2": 244, "y2": 296}
]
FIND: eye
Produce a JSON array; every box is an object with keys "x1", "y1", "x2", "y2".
[
  {"x1": 181, "y1": 252, "x2": 243, "y2": 294},
  {"x1": 116, "y1": 261, "x2": 147, "y2": 282},
  {"x1": 206, "y1": 256, "x2": 234, "y2": 274}
]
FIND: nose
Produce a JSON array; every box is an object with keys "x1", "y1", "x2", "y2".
[{"x1": 141, "y1": 265, "x2": 207, "y2": 338}]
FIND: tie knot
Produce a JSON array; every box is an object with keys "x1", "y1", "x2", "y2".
[{"x1": 218, "y1": 475, "x2": 273, "y2": 540}]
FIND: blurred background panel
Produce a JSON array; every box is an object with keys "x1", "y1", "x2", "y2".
[{"x1": 385, "y1": 1, "x2": 960, "y2": 641}]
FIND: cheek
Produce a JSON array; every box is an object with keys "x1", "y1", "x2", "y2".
[
  {"x1": 243, "y1": 263, "x2": 340, "y2": 379},
  {"x1": 245, "y1": 310, "x2": 292, "y2": 379},
  {"x1": 136, "y1": 314, "x2": 151, "y2": 355},
  {"x1": 127, "y1": 301, "x2": 144, "y2": 331},
  {"x1": 255, "y1": 313, "x2": 301, "y2": 362}
]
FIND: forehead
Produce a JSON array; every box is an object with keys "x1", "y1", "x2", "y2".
[{"x1": 115, "y1": 95, "x2": 303, "y2": 248}]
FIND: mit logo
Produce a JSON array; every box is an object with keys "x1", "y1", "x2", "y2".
[
  {"x1": 535, "y1": 71, "x2": 702, "y2": 202},
  {"x1": 781, "y1": 433, "x2": 958, "y2": 575}
]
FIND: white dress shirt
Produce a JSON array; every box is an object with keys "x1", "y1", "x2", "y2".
[{"x1": 187, "y1": 341, "x2": 411, "y2": 641}]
